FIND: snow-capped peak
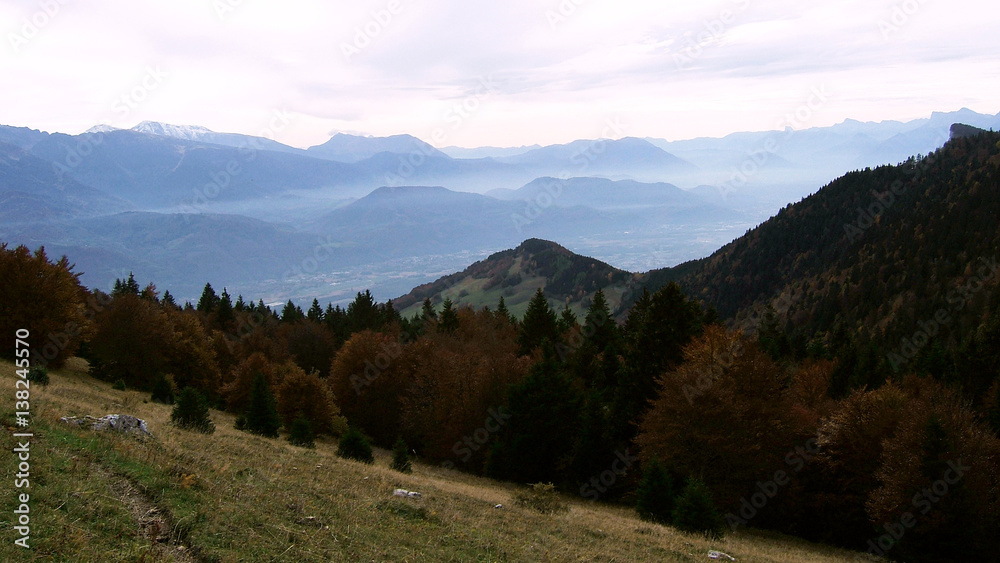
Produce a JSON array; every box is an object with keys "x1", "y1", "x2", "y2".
[
  {"x1": 131, "y1": 121, "x2": 216, "y2": 140},
  {"x1": 85, "y1": 124, "x2": 120, "y2": 134}
]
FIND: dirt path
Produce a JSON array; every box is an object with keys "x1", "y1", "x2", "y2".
[{"x1": 95, "y1": 464, "x2": 198, "y2": 562}]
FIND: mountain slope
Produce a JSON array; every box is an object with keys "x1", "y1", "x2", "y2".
[
  {"x1": 641, "y1": 128, "x2": 1000, "y2": 350},
  {"x1": 0, "y1": 142, "x2": 133, "y2": 221},
  {"x1": 394, "y1": 238, "x2": 633, "y2": 318}
]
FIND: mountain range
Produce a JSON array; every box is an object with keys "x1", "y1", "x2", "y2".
[{"x1": 1, "y1": 109, "x2": 997, "y2": 305}]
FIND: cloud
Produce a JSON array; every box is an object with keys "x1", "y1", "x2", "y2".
[{"x1": 0, "y1": 0, "x2": 996, "y2": 147}]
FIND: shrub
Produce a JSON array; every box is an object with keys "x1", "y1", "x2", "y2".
[
  {"x1": 337, "y1": 427, "x2": 374, "y2": 464},
  {"x1": 150, "y1": 375, "x2": 174, "y2": 404},
  {"x1": 27, "y1": 367, "x2": 50, "y2": 387},
  {"x1": 391, "y1": 436, "x2": 412, "y2": 473},
  {"x1": 287, "y1": 413, "x2": 315, "y2": 448},
  {"x1": 112, "y1": 378, "x2": 127, "y2": 391},
  {"x1": 171, "y1": 387, "x2": 215, "y2": 434},
  {"x1": 514, "y1": 482, "x2": 568, "y2": 515},
  {"x1": 635, "y1": 457, "x2": 675, "y2": 525},
  {"x1": 672, "y1": 477, "x2": 724, "y2": 538}
]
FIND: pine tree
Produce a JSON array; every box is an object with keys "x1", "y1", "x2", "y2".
[
  {"x1": 243, "y1": 372, "x2": 281, "y2": 438},
  {"x1": 337, "y1": 427, "x2": 374, "y2": 464},
  {"x1": 216, "y1": 287, "x2": 234, "y2": 328},
  {"x1": 281, "y1": 300, "x2": 303, "y2": 323},
  {"x1": 234, "y1": 294, "x2": 246, "y2": 312},
  {"x1": 557, "y1": 304, "x2": 578, "y2": 334},
  {"x1": 112, "y1": 272, "x2": 141, "y2": 297},
  {"x1": 584, "y1": 289, "x2": 617, "y2": 352},
  {"x1": 391, "y1": 436, "x2": 412, "y2": 473},
  {"x1": 518, "y1": 288, "x2": 558, "y2": 355},
  {"x1": 672, "y1": 477, "x2": 724, "y2": 538},
  {"x1": 307, "y1": 299, "x2": 324, "y2": 322},
  {"x1": 171, "y1": 387, "x2": 215, "y2": 434},
  {"x1": 161, "y1": 290, "x2": 177, "y2": 308},
  {"x1": 421, "y1": 298, "x2": 438, "y2": 323},
  {"x1": 635, "y1": 457, "x2": 675, "y2": 524},
  {"x1": 438, "y1": 298, "x2": 459, "y2": 333},
  {"x1": 197, "y1": 282, "x2": 219, "y2": 313},
  {"x1": 496, "y1": 296, "x2": 514, "y2": 325}
]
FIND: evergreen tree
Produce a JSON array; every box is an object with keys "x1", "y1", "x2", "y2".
[
  {"x1": 391, "y1": 436, "x2": 412, "y2": 473},
  {"x1": 635, "y1": 457, "x2": 675, "y2": 525},
  {"x1": 216, "y1": 287, "x2": 234, "y2": 328},
  {"x1": 672, "y1": 477, "x2": 725, "y2": 538},
  {"x1": 557, "y1": 304, "x2": 578, "y2": 334},
  {"x1": 496, "y1": 296, "x2": 514, "y2": 325},
  {"x1": 421, "y1": 298, "x2": 438, "y2": 323},
  {"x1": 584, "y1": 289, "x2": 617, "y2": 352},
  {"x1": 518, "y1": 288, "x2": 559, "y2": 355},
  {"x1": 243, "y1": 372, "x2": 281, "y2": 438},
  {"x1": 171, "y1": 387, "x2": 215, "y2": 433},
  {"x1": 438, "y1": 298, "x2": 459, "y2": 333},
  {"x1": 307, "y1": 298, "x2": 324, "y2": 322},
  {"x1": 488, "y1": 344, "x2": 583, "y2": 483},
  {"x1": 281, "y1": 300, "x2": 304, "y2": 323},
  {"x1": 337, "y1": 427, "x2": 375, "y2": 464},
  {"x1": 112, "y1": 272, "x2": 141, "y2": 297},
  {"x1": 197, "y1": 282, "x2": 219, "y2": 313},
  {"x1": 161, "y1": 290, "x2": 177, "y2": 309},
  {"x1": 348, "y1": 290, "x2": 381, "y2": 332},
  {"x1": 287, "y1": 413, "x2": 315, "y2": 448},
  {"x1": 234, "y1": 294, "x2": 246, "y2": 312}
]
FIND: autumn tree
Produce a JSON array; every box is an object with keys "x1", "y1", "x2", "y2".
[
  {"x1": 276, "y1": 365, "x2": 347, "y2": 436},
  {"x1": 637, "y1": 326, "x2": 794, "y2": 511},
  {"x1": 1, "y1": 244, "x2": 90, "y2": 368}
]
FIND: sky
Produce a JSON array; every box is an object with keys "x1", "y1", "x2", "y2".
[{"x1": 1, "y1": 0, "x2": 997, "y2": 149}]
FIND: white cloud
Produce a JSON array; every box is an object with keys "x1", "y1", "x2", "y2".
[{"x1": 0, "y1": 0, "x2": 996, "y2": 148}]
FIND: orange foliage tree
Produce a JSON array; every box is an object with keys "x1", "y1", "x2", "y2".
[{"x1": 1, "y1": 244, "x2": 90, "y2": 368}]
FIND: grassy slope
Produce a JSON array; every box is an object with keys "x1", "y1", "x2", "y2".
[{"x1": 1, "y1": 359, "x2": 867, "y2": 562}]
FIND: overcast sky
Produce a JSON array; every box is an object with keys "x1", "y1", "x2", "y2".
[{"x1": 1, "y1": 0, "x2": 997, "y2": 148}]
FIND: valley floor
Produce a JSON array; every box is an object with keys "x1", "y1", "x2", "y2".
[{"x1": 1, "y1": 358, "x2": 871, "y2": 562}]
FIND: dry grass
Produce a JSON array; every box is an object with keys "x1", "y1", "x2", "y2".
[{"x1": 1, "y1": 358, "x2": 871, "y2": 562}]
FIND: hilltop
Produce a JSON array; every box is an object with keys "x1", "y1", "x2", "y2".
[{"x1": 393, "y1": 238, "x2": 634, "y2": 318}]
